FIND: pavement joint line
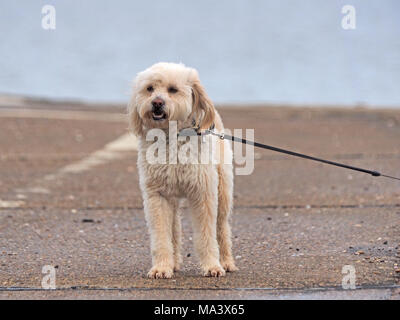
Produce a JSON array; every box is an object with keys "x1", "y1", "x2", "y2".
[
  {"x1": 0, "y1": 108, "x2": 127, "y2": 122},
  {"x1": 0, "y1": 283, "x2": 399, "y2": 292},
  {"x1": 236, "y1": 204, "x2": 400, "y2": 210},
  {"x1": 1, "y1": 203, "x2": 399, "y2": 211},
  {"x1": 255, "y1": 153, "x2": 400, "y2": 161},
  {"x1": 2, "y1": 153, "x2": 400, "y2": 161}
]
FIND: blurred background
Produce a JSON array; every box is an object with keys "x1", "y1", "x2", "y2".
[{"x1": 0, "y1": 0, "x2": 399, "y2": 107}]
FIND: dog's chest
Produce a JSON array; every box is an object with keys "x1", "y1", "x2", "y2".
[
  {"x1": 137, "y1": 137, "x2": 217, "y2": 196},
  {"x1": 138, "y1": 150, "x2": 206, "y2": 197},
  {"x1": 142, "y1": 162, "x2": 207, "y2": 197}
]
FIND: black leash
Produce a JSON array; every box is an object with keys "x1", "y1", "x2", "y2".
[{"x1": 179, "y1": 128, "x2": 400, "y2": 181}]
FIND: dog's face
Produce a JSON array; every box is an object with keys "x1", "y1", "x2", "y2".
[{"x1": 129, "y1": 62, "x2": 215, "y2": 136}]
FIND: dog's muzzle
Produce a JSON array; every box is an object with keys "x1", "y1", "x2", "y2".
[{"x1": 151, "y1": 98, "x2": 167, "y2": 121}]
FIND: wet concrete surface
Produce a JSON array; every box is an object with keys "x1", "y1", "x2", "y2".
[{"x1": 0, "y1": 99, "x2": 399, "y2": 299}]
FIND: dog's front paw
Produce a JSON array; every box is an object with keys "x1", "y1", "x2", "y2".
[
  {"x1": 203, "y1": 265, "x2": 226, "y2": 277},
  {"x1": 147, "y1": 265, "x2": 174, "y2": 279},
  {"x1": 221, "y1": 260, "x2": 238, "y2": 272}
]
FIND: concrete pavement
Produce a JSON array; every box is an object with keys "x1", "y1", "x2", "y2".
[{"x1": 0, "y1": 97, "x2": 399, "y2": 299}]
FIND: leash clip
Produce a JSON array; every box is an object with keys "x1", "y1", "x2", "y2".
[
  {"x1": 205, "y1": 129, "x2": 224, "y2": 140},
  {"x1": 179, "y1": 124, "x2": 225, "y2": 141}
]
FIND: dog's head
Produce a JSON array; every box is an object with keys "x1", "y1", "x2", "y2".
[{"x1": 128, "y1": 62, "x2": 215, "y2": 137}]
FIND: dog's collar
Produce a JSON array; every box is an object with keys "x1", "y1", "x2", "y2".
[{"x1": 178, "y1": 121, "x2": 215, "y2": 137}]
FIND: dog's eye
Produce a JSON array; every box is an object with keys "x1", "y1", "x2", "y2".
[
  {"x1": 147, "y1": 86, "x2": 154, "y2": 92},
  {"x1": 168, "y1": 87, "x2": 178, "y2": 94}
]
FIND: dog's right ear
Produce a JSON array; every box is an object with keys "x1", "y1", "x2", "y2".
[{"x1": 127, "y1": 86, "x2": 144, "y2": 137}]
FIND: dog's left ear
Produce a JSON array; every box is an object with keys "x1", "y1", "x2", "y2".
[{"x1": 191, "y1": 78, "x2": 216, "y2": 131}]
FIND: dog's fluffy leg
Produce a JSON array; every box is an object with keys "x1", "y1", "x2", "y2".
[
  {"x1": 217, "y1": 163, "x2": 238, "y2": 272},
  {"x1": 189, "y1": 174, "x2": 226, "y2": 277},
  {"x1": 172, "y1": 199, "x2": 183, "y2": 271},
  {"x1": 144, "y1": 193, "x2": 175, "y2": 279}
]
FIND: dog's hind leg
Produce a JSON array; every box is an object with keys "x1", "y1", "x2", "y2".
[
  {"x1": 217, "y1": 163, "x2": 238, "y2": 272},
  {"x1": 144, "y1": 193, "x2": 175, "y2": 279},
  {"x1": 172, "y1": 199, "x2": 183, "y2": 271}
]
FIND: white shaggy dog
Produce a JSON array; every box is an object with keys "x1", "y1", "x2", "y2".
[{"x1": 128, "y1": 62, "x2": 237, "y2": 278}]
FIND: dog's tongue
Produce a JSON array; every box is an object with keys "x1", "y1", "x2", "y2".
[{"x1": 153, "y1": 113, "x2": 164, "y2": 119}]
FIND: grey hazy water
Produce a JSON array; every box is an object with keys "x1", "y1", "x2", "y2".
[{"x1": 0, "y1": 0, "x2": 399, "y2": 107}]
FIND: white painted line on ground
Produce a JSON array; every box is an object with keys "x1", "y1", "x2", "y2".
[
  {"x1": 0, "y1": 105, "x2": 137, "y2": 207},
  {"x1": 0, "y1": 200, "x2": 25, "y2": 208},
  {"x1": 0, "y1": 108, "x2": 126, "y2": 122},
  {"x1": 45, "y1": 133, "x2": 137, "y2": 176},
  {"x1": 10, "y1": 133, "x2": 138, "y2": 204},
  {"x1": 14, "y1": 187, "x2": 50, "y2": 194}
]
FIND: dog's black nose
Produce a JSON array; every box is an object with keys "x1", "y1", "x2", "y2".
[{"x1": 152, "y1": 98, "x2": 165, "y2": 110}]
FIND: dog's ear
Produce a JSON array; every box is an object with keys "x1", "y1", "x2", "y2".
[
  {"x1": 127, "y1": 87, "x2": 144, "y2": 137},
  {"x1": 191, "y1": 78, "x2": 216, "y2": 131}
]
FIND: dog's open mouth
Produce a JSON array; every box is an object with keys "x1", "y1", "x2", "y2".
[{"x1": 152, "y1": 111, "x2": 167, "y2": 121}]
